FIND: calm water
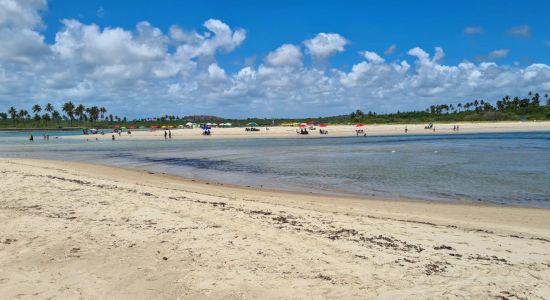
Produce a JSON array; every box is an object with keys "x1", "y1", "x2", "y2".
[{"x1": 1, "y1": 131, "x2": 549, "y2": 208}]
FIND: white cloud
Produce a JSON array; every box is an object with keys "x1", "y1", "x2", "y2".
[
  {"x1": 488, "y1": 49, "x2": 510, "y2": 59},
  {"x1": 507, "y1": 25, "x2": 530, "y2": 37},
  {"x1": 464, "y1": 26, "x2": 484, "y2": 35},
  {"x1": 1, "y1": 1, "x2": 550, "y2": 118},
  {"x1": 384, "y1": 44, "x2": 396, "y2": 55},
  {"x1": 0, "y1": 0, "x2": 46, "y2": 29},
  {"x1": 265, "y1": 44, "x2": 302, "y2": 66},
  {"x1": 0, "y1": 28, "x2": 50, "y2": 63},
  {"x1": 207, "y1": 63, "x2": 227, "y2": 81},
  {"x1": 304, "y1": 33, "x2": 348, "y2": 60},
  {"x1": 362, "y1": 51, "x2": 385, "y2": 64}
]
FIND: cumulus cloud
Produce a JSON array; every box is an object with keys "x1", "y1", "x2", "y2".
[
  {"x1": 0, "y1": 0, "x2": 46, "y2": 29},
  {"x1": 304, "y1": 33, "x2": 348, "y2": 60},
  {"x1": 1, "y1": 1, "x2": 550, "y2": 118},
  {"x1": 362, "y1": 51, "x2": 385, "y2": 64},
  {"x1": 507, "y1": 25, "x2": 530, "y2": 37},
  {"x1": 265, "y1": 44, "x2": 302, "y2": 66},
  {"x1": 464, "y1": 26, "x2": 484, "y2": 35}
]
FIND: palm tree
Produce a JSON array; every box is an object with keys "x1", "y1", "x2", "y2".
[
  {"x1": 62, "y1": 101, "x2": 75, "y2": 126},
  {"x1": 86, "y1": 106, "x2": 100, "y2": 124},
  {"x1": 32, "y1": 104, "x2": 42, "y2": 115},
  {"x1": 8, "y1": 107, "x2": 17, "y2": 124},
  {"x1": 32, "y1": 104, "x2": 42, "y2": 125},
  {"x1": 52, "y1": 110, "x2": 61, "y2": 125},
  {"x1": 545, "y1": 94, "x2": 549, "y2": 106},
  {"x1": 18, "y1": 109, "x2": 29, "y2": 127},
  {"x1": 75, "y1": 104, "x2": 86, "y2": 123},
  {"x1": 99, "y1": 107, "x2": 107, "y2": 120},
  {"x1": 45, "y1": 103, "x2": 54, "y2": 113}
]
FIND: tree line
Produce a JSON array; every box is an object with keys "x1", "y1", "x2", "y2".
[
  {"x1": 1, "y1": 92, "x2": 550, "y2": 128},
  {"x1": 0, "y1": 101, "x2": 127, "y2": 128}
]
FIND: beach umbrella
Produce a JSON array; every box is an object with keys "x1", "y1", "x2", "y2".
[
  {"x1": 121, "y1": 126, "x2": 127, "y2": 129},
  {"x1": 355, "y1": 123, "x2": 365, "y2": 127},
  {"x1": 225, "y1": 122, "x2": 232, "y2": 127},
  {"x1": 299, "y1": 123, "x2": 307, "y2": 128},
  {"x1": 247, "y1": 122, "x2": 258, "y2": 126},
  {"x1": 113, "y1": 125, "x2": 121, "y2": 128},
  {"x1": 307, "y1": 120, "x2": 316, "y2": 125},
  {"x1": 150, "y1": 125, "x2": 158, "y2": 129},
  {"x1": 168, "y1": 125, "x2": 174, "y2": 129},
  {"x1": 319, "y1": 123, "x2": 328, "y2": 127},
  {"x1": 128, "y1": 125, "x2": 136, "y2": 129}
]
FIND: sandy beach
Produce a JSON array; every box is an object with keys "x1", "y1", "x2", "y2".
[
  {"x1": 64, "y1": 121, "x2": 550, "y2": 141},
  {"x1": 1, "y1": 158, "x2": 549, "y2": 299}
]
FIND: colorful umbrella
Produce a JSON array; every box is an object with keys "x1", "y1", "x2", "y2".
[
  {"x1": 355, "y1": 123, "x2": 365, "y2": 127},
  {"x1": 307, "y1": 120, "x2": 316, "y2": 125},
  {"x1": 319, "y1": 123, "x2": 328, "y2": 127},
  {"x1": 299, "y1": 123, "x2": 307, "y2": 128}
]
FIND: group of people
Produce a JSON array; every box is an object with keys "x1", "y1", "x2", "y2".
[
  {"x1": 297, "y1": 128, "x2": 309, "y2": 135},
  {"x1": 29, "y1": 133, "x2": 50, "y2": 141},
  {"x1": 164, "y1": 129, "x2": 173, "y2": 139},
  {"x1": 453, "y1": 125, "x2": 460, "y2": 131}
]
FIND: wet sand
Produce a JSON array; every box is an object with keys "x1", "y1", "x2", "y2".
[{"x1": 0, "y1": 158, "x2": 549, "y2": 299}]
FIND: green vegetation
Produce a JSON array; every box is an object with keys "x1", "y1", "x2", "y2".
[
  {"x1": 2, "y1": 92, "x2": 549, "y2": 129},
  {"x1": 0, "y1": 101, "x2": 117, "y2": 129}
]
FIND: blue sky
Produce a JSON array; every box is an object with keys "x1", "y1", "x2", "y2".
[
  {"x1": 1, "y1": 0, "x2": 549, "y2": 118},
  {"x1": 42, "y1": 0, "x2": 550, "y2": 67}
]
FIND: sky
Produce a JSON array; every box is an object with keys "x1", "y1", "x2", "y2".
[{"x1": 1, "y1": 0, "x2": 549, "y2": 118}]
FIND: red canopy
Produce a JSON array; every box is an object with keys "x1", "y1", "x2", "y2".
[
  {"x1": 319, "y1": 123, "x2": 328, "y2": 127},
  {"x1": 149, "y1": 125, "x2": 158, "y2": 129},
  {"x1": 355, "y1": 123, "x2": 365, "y2": 127},
  {"x1": 113, "y1": 125, "x2": 121, "y2": 128},
  {"x1": 299, "y1": 123, "x2": 307, "y2": 128},
  {"x1": 307, "y1": 120, "x2": 316, "y2": 125}
]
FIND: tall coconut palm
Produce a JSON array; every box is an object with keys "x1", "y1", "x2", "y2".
[
  {"x1": 99, "y1": 107, "x2": 107, "y2": 120},
  {"x1": 45, "y1": 103, "x2": 54, "y2": 113},
  {"x1": 74, "y1": 104, "x2": 85, "y2": 123},
  {"x1": 43, "y1": 103, "x2": 54, "y2": 126},
  {"x1": 18, "y1": 109, "x2": 29, "y2": 127},
  {"x1": 32, "y1": 104, "x2": 42, "y2": 125},
  {"x1": 52, "y1": 110, "x2": 61, "y2": 125},
  {"x1": 62, "y1": 101, "x2": 75, "y2": 126},
  {"x1": 8, "y1": 107, "x2": 17, "y2": 124}
]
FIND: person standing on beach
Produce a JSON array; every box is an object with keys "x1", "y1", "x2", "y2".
[
  {"x1": 405, "y1": 126, "x2": 408, "y2": 134},
  {"x1": 29, "y1": 134, "x2": 34, "y2": 141},
  {"x1": 168, "y1": 130, "x2": 172, "y2": 139},
  {"x1": 112, "y1": 134, "x2": 115, "y2": 141},
  {"x1": 164, "y1": 130, "x2": 167, "y2": 140}
]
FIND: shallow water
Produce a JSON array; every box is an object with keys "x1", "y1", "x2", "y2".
[{"x1": 1, "y1": 131, "x2": 549, "y2": 208}]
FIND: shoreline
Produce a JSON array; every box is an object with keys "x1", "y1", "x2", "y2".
[
  {"x1": 2, "y1": 121, "x2": 549, "y2": 140},
  {"x1": 62, "y1": 121, "x2": 550, "y2": 141},
  {"x1": 1, "y1": 158, "x2": 550, "y2": 298}
]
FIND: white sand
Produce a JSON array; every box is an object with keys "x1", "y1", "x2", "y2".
[
  {"x1": 1, "y1": 158, "x2": 549, "y2": 299},
  {"x1": 65, "y1": 121, "x2": 550, "y2": 141}
]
